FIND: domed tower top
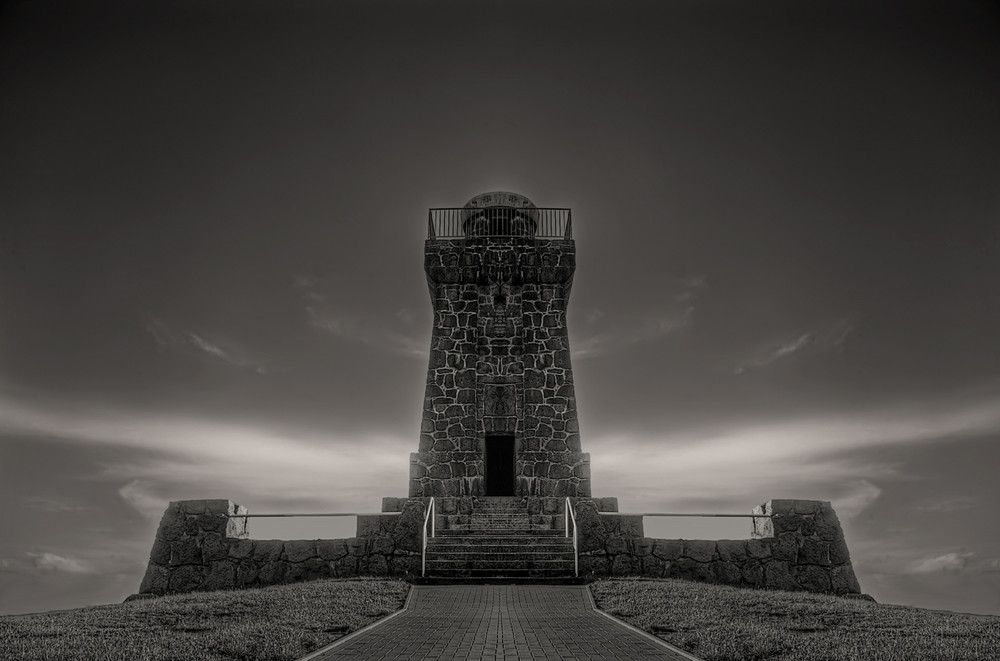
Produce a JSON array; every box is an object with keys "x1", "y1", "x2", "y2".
[
  {"x1": 463, "y1": 191, "x2": 537, "y2": 210},
  {"x1": 462, "y1": 191, "x2": 538, "y2": 238}
]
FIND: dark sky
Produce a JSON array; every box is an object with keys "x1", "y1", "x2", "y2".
[{"x1": 2, "y1": 0, "x2": 999, "y2": 616}]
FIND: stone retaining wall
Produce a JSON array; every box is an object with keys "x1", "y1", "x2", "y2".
[
  {"x1": 136, "y1": 499, "x2": 425, "y2": 597},
  {"x1": 135, "y1": 497, "x2": 860, "y2": 598},
  {"x1": 573, "y1": 499, "x2": 861, "y2": 595}
]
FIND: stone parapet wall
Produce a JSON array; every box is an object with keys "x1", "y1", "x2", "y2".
[
  {"x1": 572, "y1": 498, "x2": 861, "y2": 595},
  {"x1": 137, "y1": 499, "x2": 425, "y2": 597}
]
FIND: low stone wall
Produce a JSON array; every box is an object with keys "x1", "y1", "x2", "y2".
[
  {"x1": 135, "y1": 497, "x2": 861, "y2": 598},
  {"x1": 136, "y1": 499, "x2": 425, "y2": 597},
  {"x1": 574, "y1": 499, "x2": 861, "y2": 595}
]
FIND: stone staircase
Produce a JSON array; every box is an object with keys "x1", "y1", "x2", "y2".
[{"x1": 422, "y1": 497, "x2": 579, "y2": 584}]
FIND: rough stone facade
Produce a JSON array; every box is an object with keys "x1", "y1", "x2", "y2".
[
  {"x1": 573, "y1": 499, "x2": 861, "y2": 595},
  {"x1": 137, "y1": 499, "x2": 424, "y2": 596},
  {"x1": 411, "y1": 232, "x2": 590, "y2": 498}
]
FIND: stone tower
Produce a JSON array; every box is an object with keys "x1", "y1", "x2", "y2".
[{"x1": 409, "y1": 192, "x2": 590, "y2": 499}]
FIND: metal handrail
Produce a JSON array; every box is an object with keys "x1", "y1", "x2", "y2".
[
  {"x1": 598, "y1": 512, "x2": 771, "y2": 518},
  {"x1": 233, "y1": 512, "x2": 401, "y2": 517},
  {"x1": 421, "y1": 497, "x2": 436, "y2": 577},
  {"x1": 564, "y1": 497, "x2": 578, "y2": 578}
]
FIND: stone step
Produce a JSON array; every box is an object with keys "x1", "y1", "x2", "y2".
[
  {"x1": 435, "y1": 528, "x2": 564, "y2": 536},
  {"x1": 428, "y1": 551, "x2": 575, "y2": 561},
  {"x1": 414, "y1": 576, "x2": 588, "y2": 586},
  {"x1": 426, "y1": 562, "x2": 575, "y2": 573},
  {"x1": 423, "y1": 567, "x2": 576, "y2": 578},
  {"x1": 427, "y1": 539, "x2": 572, "y2": 550},
  {"x1": 427, "y1": 544, "x2": 572, "y2": 553}
]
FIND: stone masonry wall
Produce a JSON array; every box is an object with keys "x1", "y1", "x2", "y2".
[
  {"x1": 136, "y1": 499, "x2": 425, "y2": 597},
  {"x1": 410, "y1": 237, "x2": 590, "y2": 498},
  {"x1": 573, "y1": 499, "x2": 861, "y2": 595}
]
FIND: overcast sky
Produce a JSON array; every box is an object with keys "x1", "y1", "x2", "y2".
[{"x1": 2, "y1": 0, "x2": 999, "y2": 617}]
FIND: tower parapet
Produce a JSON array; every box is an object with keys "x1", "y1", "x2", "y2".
[{"x1": 411, "y1": 192, "x2": 588, "y2": 498}]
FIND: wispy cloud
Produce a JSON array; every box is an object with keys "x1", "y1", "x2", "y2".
[
  {"x1": 832, "y1": 480, "x2": 883, "y2": 519},
  {"x1": 118, "y1": 480, "x2": 168, "y2": 519},
  {"x1": 0, "y1": 391, "x2": 410, "y2": 513},
  {"x1": 28, "y1": 552, "x2": 92, "y2": 574},
  {"x1": 20, "y1": 496, "x2": 86, "y2": 513},
  {"x1": 589, "y1": 388, "x2": 1000, "y2": 511},
  {"x1": 734, "y1": 314, "x2": 858, "y2": 374},
  {"x1": 909, "y1": 552, "x2": 975, "y2": 574},
  {"x1": 295, "y1": 274, "x2": 429, "y2": 358},
  {"x1": 913, "y1": 496, "x2": 979, "y2": 513},
  {"x1": 572, "y1": 274, "x2": 707, "y2": 358},
  {"x1": 143, "y1": 316, "x2": 267, "y2": 373}
]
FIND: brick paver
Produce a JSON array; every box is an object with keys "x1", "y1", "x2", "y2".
[{"x1": 301, "y1": 585, "x2": 700, "y2": 661}]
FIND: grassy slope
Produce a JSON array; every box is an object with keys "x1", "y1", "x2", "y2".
[
  {"x1": 0, "y1": 578, "x2": 409, "y2": 661},
  {"x1": 591, "y1": 578, "x2": 1000, "y2": 661}
]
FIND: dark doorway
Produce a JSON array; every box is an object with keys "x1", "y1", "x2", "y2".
[{"x1": 484, "y1": 434, "x2": 515, "y2": 496}]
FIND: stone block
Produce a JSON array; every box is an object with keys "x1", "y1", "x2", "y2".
[
  {"x1": 764, "y1": 560, "x2": 797, "y2": 591},
  {"x1": 202, "y1": 560, "x2": 236, "y2": 591},
  {"x1": 799, "y1": 538, "x2": 831, "y2": 566},
  {"x1": 715, "y1": 561, "x2": 743, "y2": 585},
  {"x1": 746, "y1": 538, "x2": 772, "y2": 559},
  {"x1": 633, "y1": 538, "x2": 653, "y2": 557},
  {"x1": 717, "y1": 539, "x2": 749, "y2": 563},
  {"x1": 175, "y1": 500, "x2": 205, "y2": 515},
  {"x1": 796, "y1": 564, "x2": 832, "y2": 593},
  {"x1": 389, "y1": 553, "x2": 420, "y2": 577},
  {"x1": 382, "y1": 497, "x2": 405, "y2": 513},
  {"x1": 372, "y1": 536, "x2": 395, "y2": 555},
  {"x1": 235, "y1": 562, "x2": 259, "y2": 587},
  {"x1": 597, "y1": 497, "x2": 618, "y2": 512},
  {"x1": 169, "y1": 540, "x2": 202, "y2": 566},
  {"x1": 606, "y1": 536, "x2": 628, "y2": 555},
  {"x1": 226, "y1": 510, "x2": 249, "y2": 538},
  {"x1": 284, "y1": 540, "x2": 317, "y2": 563},
  {"x1": 673, "y1": 557, "x2": 716, "y2": 583},
  {"x1": 257, "y1": 561, "x2": 289, "y2": 585},
  {"x1": 831, "y1": 564, "x2": 862, "y2": 594},
  {"x1": 156, "y1": 505, "x2": 187, "y2": 542},
  {"x1": 652, "y1": 539, "x2": 683, "y2": 561},
  {"x1": 317, "y1": 540, "x2": 349, "y2": 561},
  {"x1": 168, "y1": 565, "x2": 205, "y2": 593},
  {"x1": 365, "y1": 555, "x2": 389, "y2": 575},
  {"x1": 771, "y1": 533, "x2": 799, "y2": 562},
  {"x1": 149, "y1": 539, "x2": 170, "y2": 565},
  {"x1": 741, "y1": 561, "x2": 764, "y2": 587},
  {"x1": 578, "y1": 552, "x2": 610, "y2": 576},
  {"x1": 356, "y1": 514, "x2": 387, "y2": 538},
  {"x1": 611, "y1": 554, "x2": 640, "y2": 576},
  {"x1": 228, "y1": 539, "x2": 255, "y2": 560},
  {"x1": 252, "y1": 540, "x2": 284, "y2": 562},
  {"x1": 573, "y1": 500, "x2": 608, "y2": 554},
  {"x1": 138, "y1": 563, "x2": 169, "y2": 595},
  {"x1": 683, "y1": 540, "x2": 717, "y2": 563},
  {"x1": 830, "y1": 537, "x2": 852, "y2": 565},
  {"x1": 200, "y1": 533, "x2": 229, "y2": 562}
]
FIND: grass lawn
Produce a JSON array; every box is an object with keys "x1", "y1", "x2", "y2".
[
  {"x1": 592, "y1": 578, "x2": 1000, "y2": 661},
  {"x1": 0, "y1": 578, "x2": 409, "y2": 661}
]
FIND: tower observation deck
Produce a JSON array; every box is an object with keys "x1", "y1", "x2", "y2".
[{"x1": 411, "y1": 192, "x2": 588, "y2": 498}]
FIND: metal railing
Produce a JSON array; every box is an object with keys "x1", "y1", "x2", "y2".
[
  {"x1": 428, "y1": 208, "x2": 572, "y2": 239},
  {"x1": 233, "y1": 512, "x2": 400, "y2": 518},
  {"x1": 421, "y1": 497, "x2": 436, "y2": 577},
  {"x1": 598, "y1": 512, "x2": 772, "y2": 518},
  {"x1": 564, "y1": 497, "x2": 578, "y2": 578}
]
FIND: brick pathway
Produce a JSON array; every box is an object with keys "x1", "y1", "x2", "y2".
[{"x1": 300, "y1": 585, "x2": 701, "y2": 661}]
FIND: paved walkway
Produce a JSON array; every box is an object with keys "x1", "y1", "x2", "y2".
[{"x1": 300, "y1": 585, "x2": 700, "y2": 661}]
